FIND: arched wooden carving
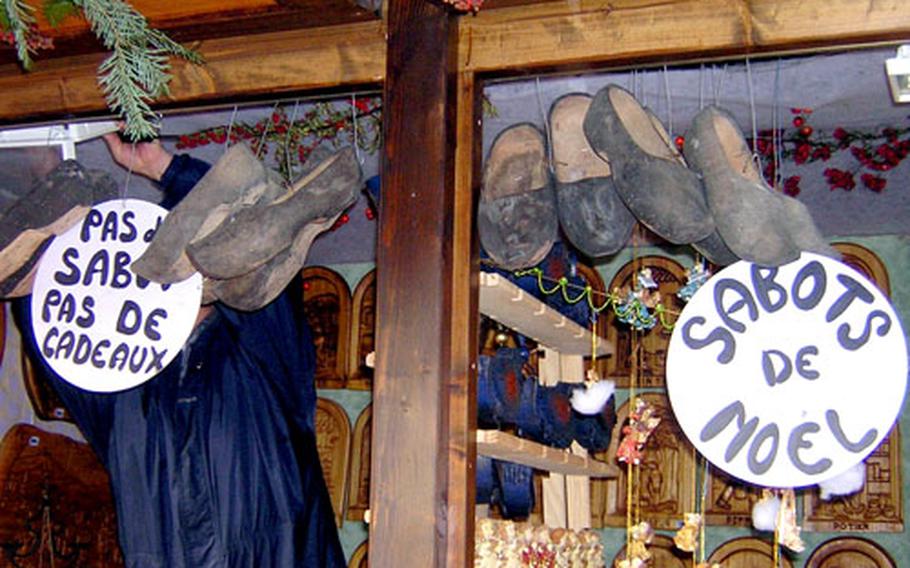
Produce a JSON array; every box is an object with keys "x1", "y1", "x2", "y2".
[
  {"x1": 0, "y1": 423, "x2": 123, "y2": 567},
  {"x1": 348, "y1": 539, "x2": 368, "y2": 568},
  {"x1": 604, "y1": 256, "x2": 686, "y2": 387},
  {"x1": 611, "y1": 534, "x2": 689, "y2": 568},
  {"x1": 803, "y1": 243, "x2": 902, "y2": 533},
  {"x1": 302, "y1": 266, "x2": 351, "y2": 389},
  {"x1": 803, "y1": 425, "x2": 902, "y2": 532},
  {"x1": 707, "y1": 537, "x2": 794, "y2": 568},
  {"x1": 347, "y1": 269, "x2": 375, "y2": 391},
  {"x1": 574, "y1": 262, "x2": 610, "y2": 377},
  {"x1": 591, "y1": 392, "x2": 694, "y2": 530},
  {"x1": 21, "y1": 346, "x2": 73, "y2": 423},
  {"x1": 805, "y1": 536, "x2": 896, "y2": 568},
  {"x1": 315, "y1": 398, "x2": 351, "y2": 527},
  {"x1": 346, "y1": 404, "x2": 371, "y2": 521},
  {"x1": 704, "y1": 467, "x2": 763, "y2": 527}
]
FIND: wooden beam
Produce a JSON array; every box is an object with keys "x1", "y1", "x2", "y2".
[
  {"x1": 458, "y1": 0, "x2": 910, "y2": 73},
  {"x1": 0, "y1": 21, "x2": 385, "y2": 125},
  {"x1": 370, "y1": 0, "x2": 470, "y2": 567}
]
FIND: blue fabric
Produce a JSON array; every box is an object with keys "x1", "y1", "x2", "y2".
[{"x1": 14, "y1": 154, "x2": 343, "y2": 568}]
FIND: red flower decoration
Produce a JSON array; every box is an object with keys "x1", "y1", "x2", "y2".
[
  {"x1": 824, "y1": 168, "x2": 856, "y2": 192},
  {"x1": 783, "y1": 175, "x2": 801, "y2": 197},
  {"x1": 794, "y1": 143, "x2": 811, "y2": 164},
  {"x1": 860, "y1": 173, "x2": 887, "y2": 193}
]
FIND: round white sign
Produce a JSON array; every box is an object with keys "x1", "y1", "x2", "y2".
[
  {"x1": 667, "y1": 253, "x2": 907, "y2": 488},
  {"x1": 31, "y1": 199, "x2": 202, "y2": 393}
]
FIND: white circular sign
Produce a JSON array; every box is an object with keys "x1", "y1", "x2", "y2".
[
  {"x1": 667, "y1": 253, "x2": 907, "y2": 488},
  {"x1": 31, "y1": 199, "x2": 202, "y2": 392}
]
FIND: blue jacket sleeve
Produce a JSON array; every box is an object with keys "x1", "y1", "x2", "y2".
[{"x1": 158, "y1": 153, "x2": 211, "y2": 210}]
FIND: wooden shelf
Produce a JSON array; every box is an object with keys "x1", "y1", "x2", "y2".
[
  {"x1": 476, "y1": 430, "x2": 620, "y2": 478},
  {"x1": 478, "y1": 272, "x2": 613, "y2": 357}
]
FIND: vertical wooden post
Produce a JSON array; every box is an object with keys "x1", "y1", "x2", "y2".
[{"x1": 370, "y1": 0, "x2": 479, "y2": 565}]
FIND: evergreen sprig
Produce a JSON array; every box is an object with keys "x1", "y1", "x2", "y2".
[{"x1": 0, "y1": 0, "x2": 202, "y2": 140}]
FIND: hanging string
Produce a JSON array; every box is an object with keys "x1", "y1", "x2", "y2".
[
  {"x1": 223, "y1": 105, "x2": 239, "y2": 155},
  {"x1": 698, "y1": 63, "x2": 705, "y2": 110},
  {"x1": 773, "y1": 59, "x2": 784, "y2": 191},
  {"x1": 284, "y1": 99, "x2": 301, "y2": 179},
  {"x1": 699, "y1": 461, "x2": 709, "y2": 565},
  {"x1": 663, "y1": 64, "x2": 674, "y2": 140},
  {"x1": 351, "y1": 93, "x2": 364, "y2": 165},
  {"x1": 255, "y1": 101, "x2": 280, "y2": 159},
  {"x1": 535, "y1": 77, "x2": 555, "y2": 173},
  {"x1": 121, "y1": 142, "x2": 136, "y2": 203},
  {"x1": 745, "y1": 58, "x2": 761, "y2": 163}
]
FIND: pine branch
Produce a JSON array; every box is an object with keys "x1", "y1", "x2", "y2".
[
  {"x1": 2, "y1": 0, "x2": 36, "y2": 69},
  {"x1": 43, "y1": 0, "x2": 78, "y2": 27}
]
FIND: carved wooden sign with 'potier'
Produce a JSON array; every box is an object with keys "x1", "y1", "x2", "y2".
[
  {"x1": 0, "y1": 423, "x2": 123, "y2": 567},
  {"x1": 302, "y1": 267, "x2": 351, "y2": 389},
  {"x1": 605, "y1": 256, "x2": 686, "y2": 388},
  {"x1": 315, "y1": 398, "x2": 351, "y2": 528},
  {"x1": 591, "y1": 392, "x2": 695, "y2": 530}
]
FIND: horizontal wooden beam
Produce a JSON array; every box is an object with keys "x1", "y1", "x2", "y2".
[
  {"x1": 458, "y1": 0, "x2": 910, "y2": 74},
  {"x1": 0, "y1": 20, "x2": 385, "y2": 125}
]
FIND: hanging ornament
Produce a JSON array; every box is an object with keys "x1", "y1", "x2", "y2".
[
  {"x1": 777, "y1": 489, "x2": 805, "y2": 553},
  {"x1": 673, "y1": 512, "x2": 702, "y2": 553},
  {"x1": 616, "y1": 397, "x2": 661, "y2": 465},
  {"x1": 677, "y1": 261, "x2": 711, "y2": 303},
  {"x1": 615, "y1": 521, "x2": 654, "y2": 568},
  {"x1": 614, "y1": 268, "x2": 661, "y2": 331}
]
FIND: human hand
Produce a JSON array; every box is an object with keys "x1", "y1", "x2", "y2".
[{"x1": 102, "y1": 132, "x2": 173, "y2": 182}]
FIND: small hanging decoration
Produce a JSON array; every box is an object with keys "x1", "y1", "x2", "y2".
[
  {"x1": 510, "y1": 266, "x2": 677, "y2": 332},
  {"x1": 615, "y1": 521, "x2": 653, "y2": 568},
  {"x1": 676, "y1": 260, "x2": 710, "y2": 303},
  {"x1": 777, "y1": 488, "x2": 805, "y2": 553},
  {"x1": 616, "y1": 397, "x2": 661, "y2": 465},
  {"x1": 672, "y1": 512, "x2": 701, "y2": 553},
  {"x1": 442, "y1": 0, "x2": 483, "y2": 12}
]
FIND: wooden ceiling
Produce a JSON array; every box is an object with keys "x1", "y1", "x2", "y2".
[{"x1": 0, "y1": 0, "x2": 909, "y2": 126}]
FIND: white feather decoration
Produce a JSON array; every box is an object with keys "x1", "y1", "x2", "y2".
[
  {"x1": 819, "y1": 462, "x2": 866, "y2": 500},
  {"x1": 570, "y1": 380, "x2": 615, "y2": 415},
  {"x1": 751, "y1": 495, "x2": 781, "y2": 531}
]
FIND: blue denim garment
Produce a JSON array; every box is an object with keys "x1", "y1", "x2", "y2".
[{"x1": 15, "y1": 153, "x2": 344, "y2": 567}]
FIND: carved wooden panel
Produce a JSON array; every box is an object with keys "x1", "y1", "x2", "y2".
[
  {"x1": 803, "y1": 425, "x2": 902, "y2": 532},
  {"x1": 704, "y1": 466, "x2": 763, "y2": 527},
  {"x1": 348, "y1": 540, "x2": 368, "y2": 568},
  {"x1": 302, "y1": 266, "x2": 351, "y2": 389},
  {"x1": 346, "y1": 404, "x2": 371, "y2": 521},
  {"x1": 347, "y1": 269, "x2": 375, "y2": 391},
  {"x1": 707, "y1": 537, "x2": 794, "y2": 568},
  {"x1": 0, "y1": 423, "x2": 123, "y2": 567},
  {"x1": 832, "y1": 242, "x2": 890, "y2": 296},
  {"x1": 611, "y1": 534, "x2": 689, "y2": 568},
  {"x1": 315, "y1": 398, "x2": 351, "y2": 527},
  {"x1": 591, "y1": 392, "x2": 695, "y2": 530},
  {"x1": 20, "y1": 346, "x2": 73, "y2": 423},
  {"x1": 805, "y1": 536, "x2": 897, "y2": 568},
  {"x1": 604, "y1": 256, "x2": 687, "y2": 387},
  {"x1": 803, "y1": 242, "x2": 902, "y2": 532}
]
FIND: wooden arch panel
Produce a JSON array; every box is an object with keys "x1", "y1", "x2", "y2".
[
  {"x1": 832, "y1": 242, "x2": 891, "y2": 296},
  {"x1": 21, "y1": 346, "x2": 73, "y2": 424},
  {"x1": 611, "y1": 534, "x2": 689, "y2": 568},
  {"x1": 0, "y1": 423, "x2": 123, "y2": 566},
  {"x1": 346, "y1": 404, "x2": 372, "y2": 521},
  {"x1": 347, "y1": 269, "x2": 376, "y2": 391},
  {"x1": 591, "y1": 391, "x2": 694, "y2": 530},
  {"x1": 708, "y1": 537, "x2": 794, "y2": 568},
  {"x1": 604, "y1": 256, "x2": 687, "y2": 387},
  {"x1": 348, "y1": 539, "x2": 368, "y2": 568},
  {"x1": 805, "y1": 536, "x2": 897, "y2": 568},
  {"x1": 574, "y1": 262, "x2": 610, "y2": 378},
  {"x1": 315, "y1": 398, "x2": 352, "y2": 528},
  {"x1": 302, "y1": 266, "x2": 351, "y2": 389}
]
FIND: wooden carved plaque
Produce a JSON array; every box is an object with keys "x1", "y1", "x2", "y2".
[
  {"x1": 346, "y1": 404, "x2": 371, "y2": 521},
  {"x1": 21, "y1": 346, "x2": 73, "y2": 423},
  {"x1": 302, "y1": 266, "x2": 351, "y2": 389},
  {"x1": 805, "y1": 536, "x2": 897, "y2": 568},
  {"x1": 348, "y1": 539, "x2": 368, "y2": 568},
  {"x1": 611, "y1": 534, "x2": 689, "y2": 568},
  {"x1": 315, "y1": 398, "x2": 352, "y2": 527},
  {"x1": 591, "y1": 392, "x2": 695, "y2": 530},
  {"x1": 704, "y1": 467, "x2": 763, "y2": 527},
  {"x1": 707, "y1": 537, "x2": 794, "y2": 568},
  {"x1": 803, "y1": 425, "x2": 902, "y2": 532},
  {"x1": 604, "y1": 256, "x2": 687, "y2": 387},
  {"x1": 347, "y1": 269, "x2": 375, "y2": 391},
  {"x1": 803, "y1": 242, "x2": 902, "y2": 532},
  {"x1": 0, "y1": 423, "x2": 123, "y2": 567}
]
